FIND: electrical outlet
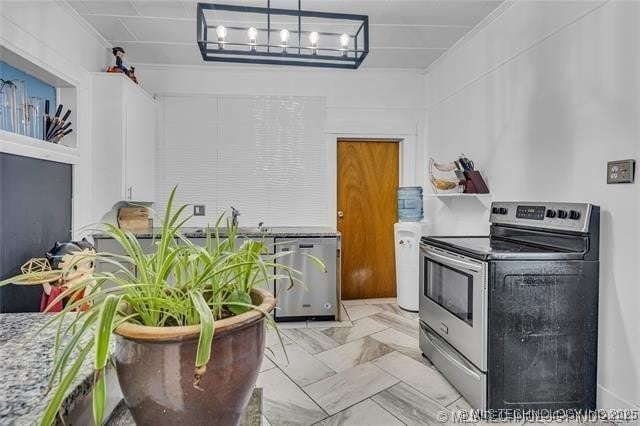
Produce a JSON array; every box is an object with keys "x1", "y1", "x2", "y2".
[
  {"x1": 193, "y1": 205, "x2": 206, "y2": 216},
  {"x1": 607, "y1": 159, "x2": 635, "y2": 184}
]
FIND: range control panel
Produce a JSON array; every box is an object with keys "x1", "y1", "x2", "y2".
[
  {"x1": 490, "y1": 202, "x2": 593, "y2": 233},
  {"x1": 515, "y1": 205, "x2": 546, "y2": 220}
]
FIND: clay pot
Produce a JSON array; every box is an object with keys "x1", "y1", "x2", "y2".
[{"x1": 114, "y1": 288, "x2": 276, "y2": 426}]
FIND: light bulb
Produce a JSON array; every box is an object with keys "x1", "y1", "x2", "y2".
[
  {"x1": 216, "y1": 25, "x2": 227, "y2": 40},
  {"x1": 280, "y1": 29, "x2": 290, "y2": 44},
  {"x1": 309, "y1": 31, "x2": 319, "y2": 46},
  {"x1": 248, "y1": 26, "x2": 258, "y2": 43},
  {"x1": 216, "y1": 25, "x2": 227, "y2": 50},
  {"x1": 340, "y1": 33, "x2": 349, "y2": 49},
  {"x1": 340, "y1": 33, "x2": 349, "y2": 57}
]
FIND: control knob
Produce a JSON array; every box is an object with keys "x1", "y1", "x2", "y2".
[
  {"x1": 569, "y1": 210, "x2": 581, "y2": 220},
  {"x1": 498, "y1": 207, "x2": 508, "y2": 215},
  {"x1": 492, "y1": 207, "x2": 499, "y2": 214},
  {"x1": 546, "y1": 209, "x2": 556, "y2": 218},
  {"x1": 557, "y1": 209, "x2": 568, "y2": 219}
]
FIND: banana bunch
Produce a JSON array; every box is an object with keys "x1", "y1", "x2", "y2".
[{"x1": 433, "y1": 179, "x2": 458, "y2": 191}]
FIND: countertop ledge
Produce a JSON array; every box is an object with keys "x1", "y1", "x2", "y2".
[
  {"x1": 0, "y1": 313, "x2": 95, "y2": 425},
  {"x1": 92, "y1": 226, "x2": 340, "y2": 239}
]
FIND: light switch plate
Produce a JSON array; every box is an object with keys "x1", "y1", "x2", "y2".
[
  {"x1": 607, "y1": 159, "x2": 635, "y2": 184},
  {"x1": 193, "y1": 205, "x2": 206, "y2": 216}
]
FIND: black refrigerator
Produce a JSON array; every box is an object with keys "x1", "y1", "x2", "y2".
[{"x1": 0, "y1": 153, "x2": 72, "y2": 312}]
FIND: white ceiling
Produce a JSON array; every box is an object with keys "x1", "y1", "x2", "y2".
[{"x1": 68, "y1": 0, "x2": 504, "y2": 70}]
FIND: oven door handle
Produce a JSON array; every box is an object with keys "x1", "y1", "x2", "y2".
[
  {"x1": 423, "y1": 247, "x2": 483, "y2": 272},
  {"x1": 421, "y1": 324, "x2": 482, "y2": 381}
]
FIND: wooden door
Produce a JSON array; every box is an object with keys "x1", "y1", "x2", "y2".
[{"x1": 338, "y1": 139, "x2": 399, "y2": 300}]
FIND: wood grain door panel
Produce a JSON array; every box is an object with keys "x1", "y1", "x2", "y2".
[{"x1": 338, "y1": 140, "x2": 399, "y2": 300}]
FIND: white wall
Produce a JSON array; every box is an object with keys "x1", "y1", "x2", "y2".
[
  {"x1": 425, "y1": 0, "x2": 639, "y2": 411},
  {"x1": 139, "y1": 65, "x2": 426, "y2": 227},
  {"x1": 0, "y1": 0, "x2": 110, "y2": 235}
]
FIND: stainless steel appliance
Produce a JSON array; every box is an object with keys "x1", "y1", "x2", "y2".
[
  {"x1": 420, "y1": 244, "x2": 488, "y2": 409},
  {"x1": 274, "y1": 237, "x2": 339, "y2": 321},
  {"x1": 419, "y1": 202, "x2": 600, "y2": 413}
]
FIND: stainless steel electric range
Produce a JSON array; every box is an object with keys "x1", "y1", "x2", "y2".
[{"x1": 419, "y1": 202, "x2": 600, "y2": 413}]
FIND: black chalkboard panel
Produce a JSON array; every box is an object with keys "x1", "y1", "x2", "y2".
[{"x1": 0, "y1": 153, "x2": 72, "y2": 313}]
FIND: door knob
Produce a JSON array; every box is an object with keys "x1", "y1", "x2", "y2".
[{"x1": 337, "y1": 211, "x2": 344, "y2": 218}]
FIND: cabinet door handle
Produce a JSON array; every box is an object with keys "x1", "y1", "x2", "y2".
[{"x1": 127, "y1": 187, "x2": 132, "y2": 200}]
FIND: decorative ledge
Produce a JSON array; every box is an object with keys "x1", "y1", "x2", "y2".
[{"x1": 0, "y1": 129, "x2": 79, "y2": 164}]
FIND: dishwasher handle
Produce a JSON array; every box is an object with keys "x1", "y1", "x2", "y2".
[{"x1": 279, "y1": 245, "x2": 315, "y2": 250}]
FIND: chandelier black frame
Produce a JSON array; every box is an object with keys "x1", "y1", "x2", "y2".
[{"x1": 197, "y1": 2, "x2": 369, "y2": 69}]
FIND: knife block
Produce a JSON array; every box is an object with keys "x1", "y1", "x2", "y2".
[{"x1": 463, "y1": 170, "x2": 490, "y2": 194}]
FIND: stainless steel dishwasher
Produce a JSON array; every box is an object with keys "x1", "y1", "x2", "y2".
[{"x1": 274, "y1": 237, "x2": 338, "y2": 321}]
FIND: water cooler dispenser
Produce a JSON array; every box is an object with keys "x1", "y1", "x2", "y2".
[{"x1": 394, "y1": 187, "x2": 427, "y2": 312}]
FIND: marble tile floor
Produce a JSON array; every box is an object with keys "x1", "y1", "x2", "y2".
[
  {"x1": 259, "y1": 299, "x2": 613, "y2": 426},
  {"x1": 258, "y1": 298, "x2": 465, "y2": 426}
]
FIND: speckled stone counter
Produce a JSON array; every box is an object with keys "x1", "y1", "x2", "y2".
[
  {"x1": 92, "y1": 226, "x2": 340, "y2": 239},
  {"x1": 0, "y1": 313, "x2": 262, "y2": 425},
  {"x1": 0, "y1": 313, "x2": 95, "y2": 425}
]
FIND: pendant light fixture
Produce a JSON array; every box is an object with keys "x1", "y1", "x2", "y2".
[{"x1": 197, "y1": 1, "x2": 369, "y2": 69}]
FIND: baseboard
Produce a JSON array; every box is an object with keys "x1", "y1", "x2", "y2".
[{"x1": 597, "y1": 384, "x2": 640, "y2": 411}]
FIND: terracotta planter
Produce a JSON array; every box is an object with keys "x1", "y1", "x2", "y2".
[{"x1": 114, "y1": 288, "x2": 276, "y2": 426}]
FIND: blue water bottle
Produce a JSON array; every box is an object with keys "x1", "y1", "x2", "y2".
[{"x1": 397, "y1": 186, "x2": 424, "y2": 222}]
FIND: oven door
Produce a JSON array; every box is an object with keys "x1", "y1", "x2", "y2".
[{"x1": 419, "y1": 244, "x2": 488, "y2": 370}]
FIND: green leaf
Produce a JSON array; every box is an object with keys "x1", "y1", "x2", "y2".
[
  {"x1": 189, "y1": 291, "x2": 215, "y2": 391},
  {"x1": 95, "y1": 295, "x2": 121, "y2": 370},
  {"x1": 47, "y1": 310, "x2": 98, "y2": 391},
  {"x1": 227, "y1": 290, "x2": 252, "y2": 315},
  {"x1": 40, "y1": 342, "x2": 93, "y2": 426},
  {"x1": 92, "y1": 372, "x2": 106, "y2": 426},
  {"x1": 93, "y1": 294, "x2": 121, "y2": 425}
]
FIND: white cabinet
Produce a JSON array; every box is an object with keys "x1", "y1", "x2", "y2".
[{"x1": 91, "y1": 73, "x2": 156, "y2": 218}]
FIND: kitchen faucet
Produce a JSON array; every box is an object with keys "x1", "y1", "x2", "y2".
[{"x1": 230, "y1": 206, "x2": 240, "y2": 227}]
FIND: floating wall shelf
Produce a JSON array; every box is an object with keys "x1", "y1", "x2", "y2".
[
  {"x1": 425, "y1": 193, "x2": 492, "y2": 198},
  {"x1": 425, "y1": 192, "x2": 493, "y2": 209}
]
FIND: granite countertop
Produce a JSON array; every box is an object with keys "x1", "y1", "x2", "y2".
[
  {"x1": 0, "y1": 313, "x2": 96, "y2": 425},
  {"x1": 92, "y1": 226, "x2": 340, "y2": 239},
  {"x1": 0, "y1": 313, "x2": 263, "y2": 425}
]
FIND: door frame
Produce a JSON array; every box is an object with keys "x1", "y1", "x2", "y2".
[{"x1": 327, "y1": 132, "x2": 417, "y2": 228}]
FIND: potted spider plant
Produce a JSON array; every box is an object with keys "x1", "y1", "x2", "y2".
[{"x1": 2, "y1": 187, "x2": 320, "y2": 426}]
